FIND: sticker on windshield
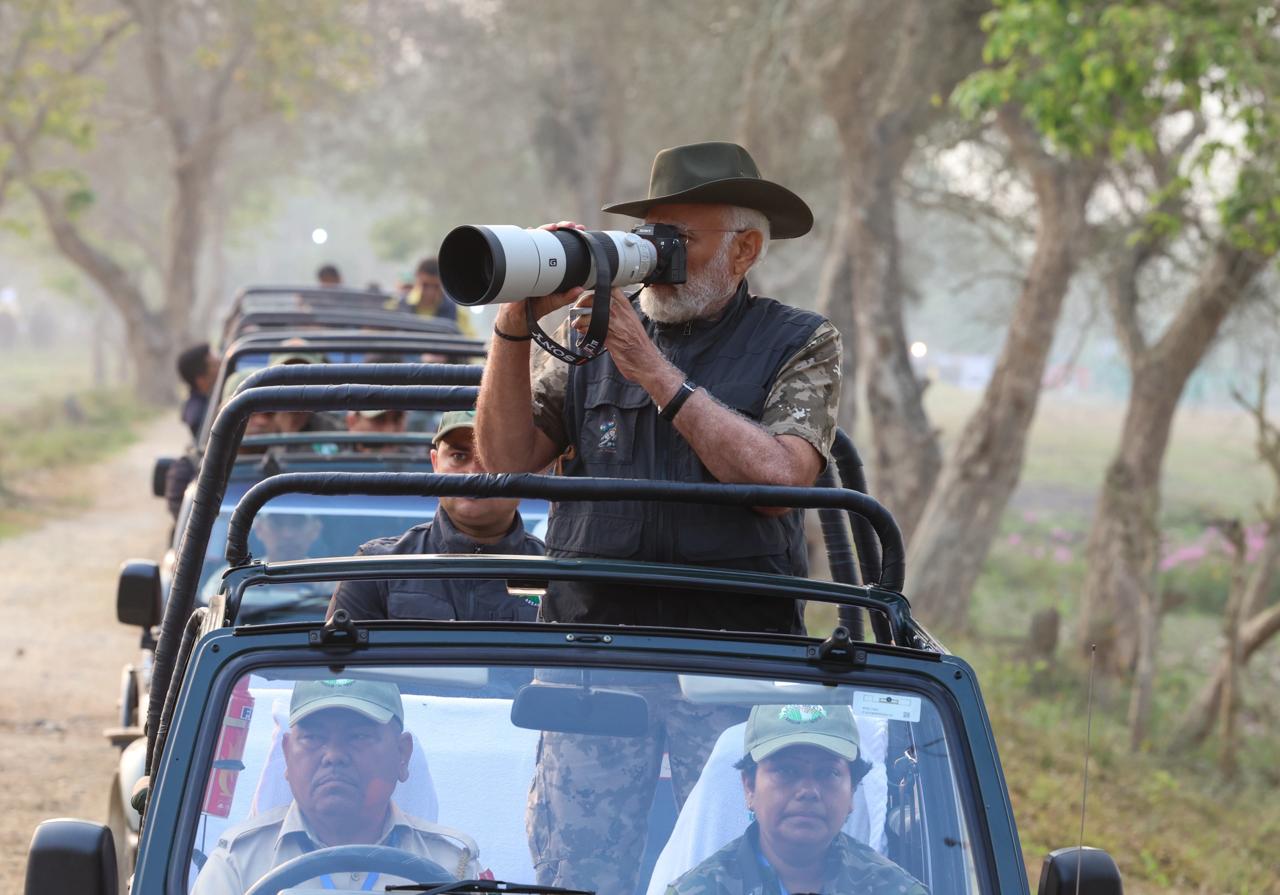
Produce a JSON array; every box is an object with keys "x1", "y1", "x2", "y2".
[{"x1": 853, "y1": 690, "x2": 922, "y2": 722}]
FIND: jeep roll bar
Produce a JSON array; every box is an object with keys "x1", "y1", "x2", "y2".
[
  {"x1": 147, "y1": 374, "x2": 900, "y2": 776},
  {"x1": 146, "y1": 382, "x2": 478, "y2": 773},
  {"x1": 199, "y1": 356, "x2": 485, "y2": 447},
  {"x1": 223, "y1": 308, "x2": 459, "y2": 345},
  {"x1": 223, "y1": 472, "x2": 905, "y2": 579}
]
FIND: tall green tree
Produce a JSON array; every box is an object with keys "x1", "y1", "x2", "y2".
[{"x1": 935, "y1": 0, "x2": 1280, "y2": 743}]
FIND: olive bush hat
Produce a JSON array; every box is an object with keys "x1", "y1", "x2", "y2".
[
  {"x1": 289, "y1": 678, "x2": 404, "y2": 726},
  {"x1": 602, "y1": 141, "x2": 814, "y2": 239},
  {"x1": 745, "y1": 703, "x2": 860, "y2": 761}
]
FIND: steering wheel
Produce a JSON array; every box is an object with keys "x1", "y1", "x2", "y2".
[{"x1": 243, "y1": 844, "x2": 455, "y2": 895}]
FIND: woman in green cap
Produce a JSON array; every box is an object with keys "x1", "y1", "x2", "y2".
[{"x1": 666, "y1": 704, "x2": 926, "y2": 895}]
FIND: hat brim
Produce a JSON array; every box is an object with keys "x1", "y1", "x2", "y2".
[
  {"x1": 433, "y1": 421, "x2": 475, "y2": 445},
  {"x1": 749, "y1": 732, "x2": 859, "y2": 763},
  {"x1": 290, "y1": 697, "x2": 397, "y2": 726},
  {"x1": 602, "y1": 178, "x2": 813, "y2": 240}
]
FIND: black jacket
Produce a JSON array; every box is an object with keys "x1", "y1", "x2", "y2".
[
  {"x1": 329, "y1": 507, "x2": 544, "y2": 620},
  {"x1": 544, "y1": 283, "x2": 823, "y2": 633}
]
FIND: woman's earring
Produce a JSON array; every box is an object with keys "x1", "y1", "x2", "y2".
[{"x1": 747, "y1": 809, "x2": 756, "y2": 824}]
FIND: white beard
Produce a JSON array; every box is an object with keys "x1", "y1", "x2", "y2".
[{"x1": 639, "y1": 235, "x2": 739, "y2": 324}]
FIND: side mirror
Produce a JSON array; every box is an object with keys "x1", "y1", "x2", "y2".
[
  {"x1": 1039, "y1": 846, "x2": 1123, "y2": 895},
  {"x1": 511, "y1": 682, "x2": 649, "y2": 737},
  {"x1": 24, "y1": 819, "x2": 117, "y2": 895},
  {"x1": 117, "y1": 560, "x2": 162, "y2": 629},
  {"x1": 152, "y1": 457, "x2": 174, "y2": 498}
]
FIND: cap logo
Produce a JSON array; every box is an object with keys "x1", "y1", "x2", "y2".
[
  {"x1": 321, "y1": 679, "x2": 356, "y2": 688},
  {"x1": 778, "y1": 704, "x2": 827, "y2": 724}
]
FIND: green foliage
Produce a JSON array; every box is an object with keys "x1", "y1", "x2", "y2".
[{"x1": 954, "y1": 0, "x2": 1280, "y2": 251}]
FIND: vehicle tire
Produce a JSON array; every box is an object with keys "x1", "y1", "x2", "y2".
[{"x1": 106, "y1": 771, "x2": 134, "y2": 893}]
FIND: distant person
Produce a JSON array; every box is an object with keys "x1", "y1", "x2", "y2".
[
  {"x1": 328, "y1": 410, "x2": 544, "y2": 621},
  {"x1": 406, "y1": 257, "x2": 475, "y2": 337},
  {"x1": 345, "y1": 409, "x2": 409, "y2": 452},
  {"x1": 316, "y1": 263, "x2": 342, "y2": 286},
  {"x1": 176, "y1": 343, "x2": 218, "y2": 439},
  {"x1": 163, "y1": 356, "x2": 341, "y2": 521}
]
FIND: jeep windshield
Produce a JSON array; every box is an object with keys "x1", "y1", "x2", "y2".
[{"x1": 178, "y1": 658, "x2": 984, "y2": 895}]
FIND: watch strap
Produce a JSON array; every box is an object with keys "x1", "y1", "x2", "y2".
[{"x1": 659, "y1": 380, "x2": 697, "y2": 421}]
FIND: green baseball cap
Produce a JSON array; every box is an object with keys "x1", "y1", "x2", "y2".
[
  {"x1": 745, "y1": 704, "x2": 859, "y2": 762},
  {"x1": 289, "y1": 678, "x2": 404, "y2": 726},
  {"x1": 433, "y1": 409, "x2": 477, "y2": 445}
]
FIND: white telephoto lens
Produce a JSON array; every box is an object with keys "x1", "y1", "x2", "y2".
[{"x1": 597, "y1": 231, "x2": 659, "y2": 286}]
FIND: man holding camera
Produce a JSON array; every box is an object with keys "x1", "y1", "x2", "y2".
[{"x1": 475, "y1": 141, "x2": 841, "y2": 895}]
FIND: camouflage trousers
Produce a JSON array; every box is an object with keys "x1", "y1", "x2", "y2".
[{"x1": 526, "y1": 681, "x2": 747, "y2": 895}]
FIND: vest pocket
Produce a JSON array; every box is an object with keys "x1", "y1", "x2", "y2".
[
  {"x1": 677, "y1": 506, "x2": 790, "y2": 562},
  {"x1": 580, "y1": 377, "x2": 651, "y2": 467},
  {"x1": 545, "y1": 508, "x2": 644, "y2": 559}
]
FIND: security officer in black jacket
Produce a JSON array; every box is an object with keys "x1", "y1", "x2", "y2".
[{"x1": 328, "y1": 410, "x2": 544, "y2": 620}]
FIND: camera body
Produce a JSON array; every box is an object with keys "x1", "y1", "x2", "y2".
[
  {"x1": 438, "y1": 223, "x2": 688, "y2": 306},
  {"x1": 629, "y1": 223, "x2": 686, "y2": 286}
]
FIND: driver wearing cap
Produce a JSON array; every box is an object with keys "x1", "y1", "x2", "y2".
[{"x1": 193, "y1": 679, "x2": 479, "y2": 894}]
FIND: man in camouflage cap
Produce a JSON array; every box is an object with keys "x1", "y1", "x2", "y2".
[
  {"x1": 476, "y1": 141, "x2": 840, "y2": 895},
  {"x1": 666, "y1": 704, "x2": 926, "y2": 895}
]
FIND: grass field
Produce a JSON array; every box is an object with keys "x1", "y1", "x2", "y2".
[{"x1": 0, "y1": 348, "x2": 153, "y2": 538}]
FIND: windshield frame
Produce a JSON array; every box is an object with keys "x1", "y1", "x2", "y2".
[{"x1": 142, "y1": 626, "x2": 1021, "y2": 895}]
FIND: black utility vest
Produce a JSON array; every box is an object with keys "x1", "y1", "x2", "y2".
[{"x1": 543, "y1": 282, "x2": 825, "y2": 633}]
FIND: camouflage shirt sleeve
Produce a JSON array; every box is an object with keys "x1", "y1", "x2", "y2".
[
  {"x1": 529, "y1": 320, "x2": 572, "y2": 451},
  {"x1": 760, "y1": 321, "x2": 842, "y2": 461}
]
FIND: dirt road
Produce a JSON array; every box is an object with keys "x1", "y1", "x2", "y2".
[{"x1": 0, "y1": 414, "x2": 184, "y2": 892}]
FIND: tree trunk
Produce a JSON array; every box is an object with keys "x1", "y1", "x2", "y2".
[
  {"x1": 906, "y1": 113, "x2": 1097, "y2": 632},
  {"x1": 1126, "y1": 591, "x2": 1160, "y2": 749},
  {"x1": 1081, "y1": 244, "x2": 1270, "y2": 673},
  {"x1": 1178, "y1": 517, "x2": 1280, "y2": 748},
  {"x1": 163, "y1": 151, "x2": 214, "y2": 343},
  {"x1": 817, "y1": 0, "x2": 985, "y2": 541},
  {"x1": 27, "y1": 183, "x2": 175, "y2": 404},
  {"x1": 841, "y1": 147, "x2": 941, "y2": 539},
  {"x1": 815, "y1": 175, "x2": 857, "y2": 434}
]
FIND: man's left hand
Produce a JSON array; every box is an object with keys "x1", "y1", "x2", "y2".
[{"x1": 570, "y1": 288, "x2": 673, "y2": 390}]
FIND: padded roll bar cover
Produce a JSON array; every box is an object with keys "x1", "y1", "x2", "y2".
[
  {"x1": 24, "y1": 819, "x2": 117, "y2": 895},
  {"x1": 233, "y1": 362, "x2": 483, "y2": 393},
  {"x1": 223, "y1": 471, "x2": 906, "y2": 592}
]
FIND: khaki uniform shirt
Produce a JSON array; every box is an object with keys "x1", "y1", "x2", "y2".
[{"x1": 192, "y1": 801, "x2": 479, "y2": 895}]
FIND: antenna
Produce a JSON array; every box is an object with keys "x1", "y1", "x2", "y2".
[{"x1": 1075, "y1": 644, "x2": 1097, "y2": 895}]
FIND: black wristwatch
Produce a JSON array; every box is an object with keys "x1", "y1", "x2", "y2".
[{"x1": 659, "y1": 380, "x2": 698, "y2": 421}]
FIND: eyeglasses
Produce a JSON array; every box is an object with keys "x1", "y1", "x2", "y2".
[{"x1": 671, "y1": 227, "x2": 750, "y2": 246}]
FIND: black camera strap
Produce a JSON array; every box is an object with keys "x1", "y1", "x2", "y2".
[{"x1": 526, "y1": 228, "x2": 611, "y2": 365}]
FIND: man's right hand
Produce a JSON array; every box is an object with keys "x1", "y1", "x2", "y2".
[{"x1": 493, "y1": 221, "x2": 589, "y2": 337}]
